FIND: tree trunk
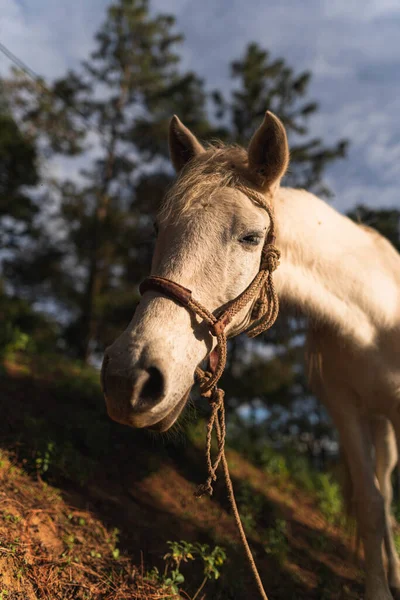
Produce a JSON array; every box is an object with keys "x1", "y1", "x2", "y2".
[
  {"x1": 78, "y1": 70, "x2": 130, "y2": 362},
  {"x1": 78, "y1": 145, "x2": 115, "y2": 362}
]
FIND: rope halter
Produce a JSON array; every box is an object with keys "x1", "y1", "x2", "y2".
[{"x1": 139, "y1": 182, "x2": 280, "y2": 399}]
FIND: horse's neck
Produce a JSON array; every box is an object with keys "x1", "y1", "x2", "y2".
[{"x1": 273, "y1": 188, "x2": 400, "y2": 348}]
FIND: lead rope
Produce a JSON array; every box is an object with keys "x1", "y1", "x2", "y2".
[{"x1": 193, "y1": 378, "x2": 270, "y2": 600}]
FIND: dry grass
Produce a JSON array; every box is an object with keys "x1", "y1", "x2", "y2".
[{"x1": 0, "y1": 450, "x2": 181, "y2": 600}]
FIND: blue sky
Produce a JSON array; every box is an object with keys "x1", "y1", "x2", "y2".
[{"x1": 0, "y1": 0, "x2": 399, "y2": 211}]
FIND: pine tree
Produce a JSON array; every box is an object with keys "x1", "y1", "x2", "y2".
[
  {"x1": 0, "y1": 92, "x2": 38, "y2": 254},
  {"x1": 0, "y1": 89, "x2": 60, "y2": 357},
  {"x1": 213, "y1": 43, "x2": 348, "y2": 197}
]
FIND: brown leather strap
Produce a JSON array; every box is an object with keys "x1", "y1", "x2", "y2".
[
  {"x1": 139, "y1": 276, "x2": 192, "y2": 307},
  {"x1": 210, "y1": 314, "x2": 232, "y2": 336}
]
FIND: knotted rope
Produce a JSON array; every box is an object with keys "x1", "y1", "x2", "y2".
[{"x1": 140, "y1": 182, "x2": 281, "y2": 600}]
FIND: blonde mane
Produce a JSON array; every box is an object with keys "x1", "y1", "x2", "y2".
[{"x1": 159, "y1": 144, "x2": 252, "y2": 222}]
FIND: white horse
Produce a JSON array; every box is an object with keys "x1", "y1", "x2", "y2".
[{"x1": 102, "y1": 112, "x2": 400, "y2": 600}]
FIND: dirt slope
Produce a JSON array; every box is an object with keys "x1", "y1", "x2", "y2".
[{"x1": 0, "y1": 357, "x2": 365, "y2": 599}]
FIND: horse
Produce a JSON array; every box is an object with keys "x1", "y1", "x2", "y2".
[{"x1": 101, "y1": 111, "x2": 400, "y2": 600}]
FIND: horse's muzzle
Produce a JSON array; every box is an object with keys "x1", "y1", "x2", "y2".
[{"x1": 101, "y1": 352, "x2": 189, "y2": 431}]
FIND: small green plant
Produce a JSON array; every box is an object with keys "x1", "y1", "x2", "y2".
[
  {"x1": 106, "y1": 527, "x2": 120, "y2": 560},
  {"x1": 63, "y1": 534, "x2": 75, "y2": 550},
  {"x1": 2, "y1": 511, "x2": 21, "y2": 524},
  {"x1": 35, "y1": 441, "x2": 55, "y2": 474},
  {"x1": 192, "y1": 543, "x2": 226, "y2": 599},
  {"x1": 146, "y1": 539, "x2": 226, "y2": 599}
]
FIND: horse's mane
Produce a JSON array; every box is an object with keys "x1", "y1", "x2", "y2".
[{"x1": 159, "y1": 143, "x2": 250, "y2": 222}]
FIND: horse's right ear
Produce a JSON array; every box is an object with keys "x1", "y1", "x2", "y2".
[{"x1": 169, "y1": 115, "x2": 205, "y2": 173}]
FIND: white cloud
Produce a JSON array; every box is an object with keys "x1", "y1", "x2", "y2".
[{"x1": 0, "y1": 0, "x2": 108, "y2": 78}]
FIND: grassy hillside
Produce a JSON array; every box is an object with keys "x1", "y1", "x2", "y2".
[{"x1": 0, "y1": 355, "x2": 368, "y2": 599}]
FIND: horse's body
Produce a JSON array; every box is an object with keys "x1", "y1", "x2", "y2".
[
  {"x1": 102, "y1": 113, "x2": 400, "y2": 599},
  {"x1": 274, "y1": 187, "x2": 400, "y2": 599}
]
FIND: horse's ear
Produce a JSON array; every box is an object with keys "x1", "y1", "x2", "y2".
[
  {"x1": 169, "y1": 115, "x2": 205, "y2": 173},
  {"x1": 247, "y1": 111, "x2": 289, "y2": 190}
]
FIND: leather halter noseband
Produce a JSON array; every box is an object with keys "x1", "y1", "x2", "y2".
[{"x1": 139, "y1": 183, "x2": 281, "y2": 397}]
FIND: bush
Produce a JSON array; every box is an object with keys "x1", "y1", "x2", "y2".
[
  {"x1": 0, "y1": 324, "x2": 30, "y2": 361},
  {"x1": 146, "y1": 540, "x2": 227, "y2": 599},
  {"x1": 0, "y1": 294, "x2": 59, "y2": 360},
  {"x1": 314, "y1": 473, "x2": 344, "y2": 525},
  {"x1": 264, "y1": 518, "x2": 288, "y2": 563}
]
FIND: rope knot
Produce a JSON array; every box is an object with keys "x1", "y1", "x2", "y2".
[
  {"x1": 208, "y1": 387, "x2": 224, "y2": 407},
  {"x1": 194, "y1": 481, "x2": 214, "y2": 498},
  {"x1": 260, "y1": 244, "x2": 280, "y2": 273}
]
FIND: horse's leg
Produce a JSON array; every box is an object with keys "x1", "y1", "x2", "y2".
[
  {"x1": 326, "y1": 396, "x2": 391, "y2": 600},
  {"x1": 373, "y1": 416, "x2": 400, "y2": 598}
]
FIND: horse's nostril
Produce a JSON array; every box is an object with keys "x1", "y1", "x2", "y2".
[
  {"x1": 141, "y1": 366, "x2": 165, "y2": 403},
  {"x1": 103, "y1": 358, "x2": 166, "y2": 416}
]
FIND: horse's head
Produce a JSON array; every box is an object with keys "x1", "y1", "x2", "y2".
[{"x1": 101, "y1": 112, "x2": 289, "y2": 431}]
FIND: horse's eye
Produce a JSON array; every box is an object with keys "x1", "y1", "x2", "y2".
[{"x1": 240, "y1": 233, "x2": 263, "y2": 246}]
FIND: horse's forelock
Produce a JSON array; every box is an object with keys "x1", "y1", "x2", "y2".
[{"x1": 159, "y1": 144, "x2": 250, "y2": 223}]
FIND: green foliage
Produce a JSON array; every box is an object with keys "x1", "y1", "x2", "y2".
[
  {"x1": 228, "y1": 422, "x2": 345, "y2": 526},
  {"x1": 264, "y1": 518, "x2": 288, "y2": 562},
  {"x1": 195, "y1": 543, "x2": 226, "y2": 582},
  {"x1": 0, "y1": 324, "x2": 30, "y2": 361},
  {"x1": 146, "y1": 539, "x2": 226, "y2": 598},
  {"x1": 258, "y1": 445, "x2": 290, "y2": 478},
  {"x1": 237, "y1": 481, "x2": 268, "y2": 532},
  {"x1": 23, "y1": 415, "x2": 95, "y2": 484},
  {"x1": 0, "y1": 294, "x2": 59, "y2": 360},
  {"x1": 314, "y1": 473, "x2": 344, "y2": 525},
  {"x1": 235, "y1": 480, "x2": 289, "y2": 564},
  {"x1": 0, "y1": 107, "x2": 38, "y2": 250}
]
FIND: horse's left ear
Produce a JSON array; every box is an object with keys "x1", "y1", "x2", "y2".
[
  {"x1": 247, "y1": 111, "x2": 289, "y2": 190},
  {"x1": 169, "y1": 115, "x2": 205, "y2": 173}
]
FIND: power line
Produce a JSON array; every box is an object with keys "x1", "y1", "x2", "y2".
[{"x1": 0, "y1": 40, "x2": 105, "y2": 137}]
